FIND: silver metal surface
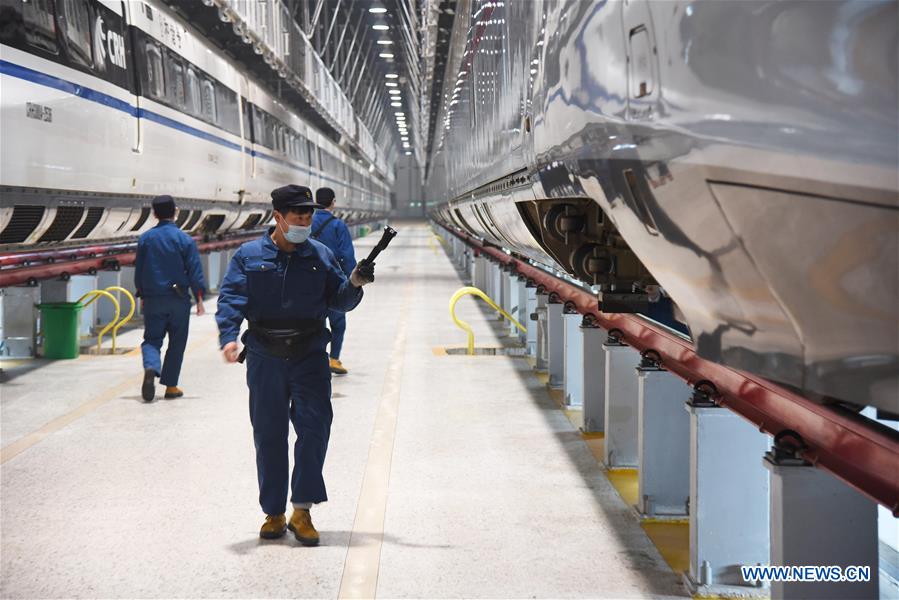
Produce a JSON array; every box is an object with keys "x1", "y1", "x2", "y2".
[
  {"x1": 765, "y1": 454, "x2": 880, "y2": 600},
  {"x1": 603, "y1": 342, "x2": 640, "y2": 468},
  {"x1": 582, "y1": 324, "x2": 607, "y2": 433},
  {"x1": 426, "y1": 0, "x2": 899, "y2": 411},
  {"x1": 636, "y1": 367, "x2": 690, "y2": 517},
  {"x1": 686, "y1": 403, "x2": 770, "y2": 594},
  {"x1": 563, "y1": 313, "x2": 584, "y2": 407},
  {"x1": 0, "y1": 286, "x2": 39, "y2": 358}
]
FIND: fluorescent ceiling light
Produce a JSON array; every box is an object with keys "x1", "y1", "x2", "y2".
[
  {"x1": 379, "y1": 53, "x2": 394, "y2": 58},
  {"x1": 389, "y1": 90, "x2": 401, "y2": 95},
  {"x1": 377, "y1": 40, "x2": 393, "y2": 45},
  {"x1": 386, "y1": 82, "x2": 398, "y2": 87},
  {"x1": 395, "y1": 112, "x2": 405, "y2": 116},
  {"x1": 369, "y1": 7, "x2": 387, "y2": 13},
  {"x1": 385, "y1": 73, "x2": 398, "y2": 79},
  {"x1": 372, "y1": 24, "x2": 389, "y2": 30},
  {"x1": 404, "y1": 151, "x2": 411, "y2": 155},
  {"x1": 390, "y1": 102, "x2": 402, "y2": 107}
]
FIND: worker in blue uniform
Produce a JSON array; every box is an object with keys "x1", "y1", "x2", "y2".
[
  {"x1": 135, "y1": 195, "x2": 206, "y2": 402},
  {"x1": 216, "y1": 184, "x2": 374, "y2": 546},
  {"x1": 312, "y1": 187, "x2": 357, "y2": 375}
]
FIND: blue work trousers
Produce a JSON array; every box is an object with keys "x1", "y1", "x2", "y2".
[
  {"x1": 141, "y1": 295, "x2": 191, "y2": 386},
  {"x1": 327, "y1": 309, "x2": 346, "y2": 359},
  {"x1": 246, "y1": 346, "x2": 332, "y2": 515}
]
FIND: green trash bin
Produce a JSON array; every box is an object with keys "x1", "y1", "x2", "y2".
[{"x1": 38, "y1": 302, "x2": 82, "y2": 359}]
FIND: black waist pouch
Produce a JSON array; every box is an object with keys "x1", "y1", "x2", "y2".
[{"x1": 240, "y1": 319, "x2": 324, "y2": 361}]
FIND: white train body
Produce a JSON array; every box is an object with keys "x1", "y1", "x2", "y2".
[{"x1": 0, "y1": 0, "x2": 390, "y2": 249}]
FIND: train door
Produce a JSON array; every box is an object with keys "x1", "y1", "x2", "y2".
[{"x1": 121, "y1": 0, "x2": 146, "y2": 154}]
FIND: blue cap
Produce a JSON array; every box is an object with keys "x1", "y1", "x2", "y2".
[
  {"x1": 316, "y1": 187, "x2": 335, "y2": 206},
  {"x1": 271, "y1": 185, "x2": 315, "y2": 212},
  {"x1": 152, "y1": 194, "x2": 175, "y2": 219}
]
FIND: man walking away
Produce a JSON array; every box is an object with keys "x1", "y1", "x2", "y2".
[
  {"x1": 312, "y1": 187, "x2": 356, "y2": 375},
  {"x1": 135, "y1": 195, "x2": 206, "y2": 402}
]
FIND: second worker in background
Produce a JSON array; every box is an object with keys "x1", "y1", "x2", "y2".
[{"x1": 312, "y1": 187, "x2": 356, "y2": 375}]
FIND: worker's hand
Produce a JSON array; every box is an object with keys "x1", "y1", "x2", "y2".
[
  {"x1": 222, "y1": 341, "x2": 240, "y2": 363},
  {"x1": 350, "y1": 261, "x2": 375, "y2": 287},
  {"x1": 196, "y1": 301, "x2": 206, "y2": 316}
]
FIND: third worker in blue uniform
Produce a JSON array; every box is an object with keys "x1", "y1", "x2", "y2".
[
  {"x1": 135, "y1": 195, "x2": 206, "y2": 402},
  {"x1": 312, "y1": 187, "x2": 357, "y2": 375},
  {"x1": 216, "y1": 185, "x2": 374, "y2": 546}
]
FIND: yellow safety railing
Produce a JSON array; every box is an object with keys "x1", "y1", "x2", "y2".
[
  {"x1": 449, "y1": 286, "x2": 527, "y2": 355},
  {"x1": 76, "y1": 290, "x2": 119, "y2": 353},
  {"x1": 104, "y1": 286, "x2": 135, "y2": 353}
]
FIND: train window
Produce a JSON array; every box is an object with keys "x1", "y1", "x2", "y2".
[
  {"x1": 143, "y1": 43, "x2": 165, "y2": 99},
  {"x1": 251, "y1": 107, "x2": 264, "y2": 146},
  {"x1": 200, "y1": 79, "x2": 216, "y2": 123},
  {"x1": 23, "y1": 0, "x2": 58, "y2": 54},
  {"x1": 164, "y1": 55, "x2": 185, "y2": 108},
  {"x1": 56, "y1": 0, "x2": 93, "y2": 68},
  {"x1": 215, "y1": 83, "x2": 238, "y2": 135},
  {"x1": 185, "y1": 67, "x2": 201, "y2": 117}
]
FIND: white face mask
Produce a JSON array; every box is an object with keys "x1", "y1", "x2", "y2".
[{"x1": 280, "y1": 220, "x2": 311, "y2": 244}]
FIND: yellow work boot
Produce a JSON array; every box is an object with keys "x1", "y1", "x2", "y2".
[
  {"x1": 329, "y1": 358, "x2": 347, "y2": 375},
  {"x1": 288, "y1": 509, "x2": 320, "y2": 546},
  {"x1": 259, "y1": 514, "x2": 287, "y2": 539},
  {"x1": 164, "y1": 386, "x2": 184, "y2": 399}
]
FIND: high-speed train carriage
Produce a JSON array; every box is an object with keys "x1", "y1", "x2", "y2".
[
  {"x1": 428, "y1": 0, "x2": 899, "y2": 413},
  {"x1": 0, "y1": 0, "x2": 390, "y2": 250}
]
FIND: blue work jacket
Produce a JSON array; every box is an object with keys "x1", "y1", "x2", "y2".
[
  {"x1": 215, "y1": 229, "x2": 363, "y2": 349},
  {"x1": 311, "y1": 210, "x2": 356, "y2": 276},
  {"x1": 134, "y1": 221, "x2": 206, "y2": 299}
]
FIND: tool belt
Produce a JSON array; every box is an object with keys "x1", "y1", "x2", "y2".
[{"x1": 237, "y1": 319, "x2": 324, "y2": 362}]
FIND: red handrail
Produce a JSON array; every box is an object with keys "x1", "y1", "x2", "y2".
[{"x1": 443, "y1": 225, "x2": 899, "y2": 515}]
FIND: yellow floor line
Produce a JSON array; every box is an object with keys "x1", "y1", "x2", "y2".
[
  {"x1": 606, "y1": 468, "x2": 639, "y2": 507},
  {"x1": 338, "y1": 284, "x2": 412, "y2": 599},
  {"x1": 0, "y1": 329, "x2": 217, "y2": 465},
  {"x1": 582, "y1": 434, "x2": 605, "y2": 463},
  {"x1": 642, "y1": 521, "x2": 690, "y2": 574}
]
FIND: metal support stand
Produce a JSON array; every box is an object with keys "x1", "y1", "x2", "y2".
[
  {"x1": 505, "y1": 273, "x2": 520, "y2": 338},
  {"x1": 0, "y1": 286, "x2": 39, "y2": 358},
  {"x1": 95, "y1": 270, "x2": 122, "y2": 329},
  {"x1": 515, "y1": 278, "x2": 528, "y2": 344},
  {"x1": 684, "y1": 396, "x2": 770, "y2": 596},
  {"x1": 501, "y1": 269, "x2": 512, "y2": 328},
  {"x1": 546, "y1": 298, "x2": 564, "y2": 388},
  {"x1": 201, "y1": 251, "x2": 224, "y2": 293},
  {"x1": 603, "y1": 336, "x2": 640, "y2": 468},
  {"x1": 636, "y1": 363, "x2": 691, "y2": 517},
  {"x1": 533, "y1": 292, "x2": 548, "y2": 370},
  {"x1": 524, "y1": 284, "x2": 537, "y2": 354},
  {"x1": 765, "y1": 441, "x2": 879, "y2": 600},
  {"x1": 490, "y1": 263, "x2": 503, "y2": 312},
  {"x1": 473, "y1": 254, "x2": 487, "y2": 293},
  {"x1": 563, "y1": 311, "x2": 584, "y2": 407},
  {"x1": 582, "y1": 320, "x2": 607, "y2": 433}
]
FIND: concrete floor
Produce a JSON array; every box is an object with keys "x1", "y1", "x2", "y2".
[{"x1": 1, "y1": 223, "x2": 685, "y2": 599}]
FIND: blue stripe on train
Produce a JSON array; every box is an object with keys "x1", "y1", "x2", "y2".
[{"x1": 0, "y1": 59, "x2": 360, "y2": 191}]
